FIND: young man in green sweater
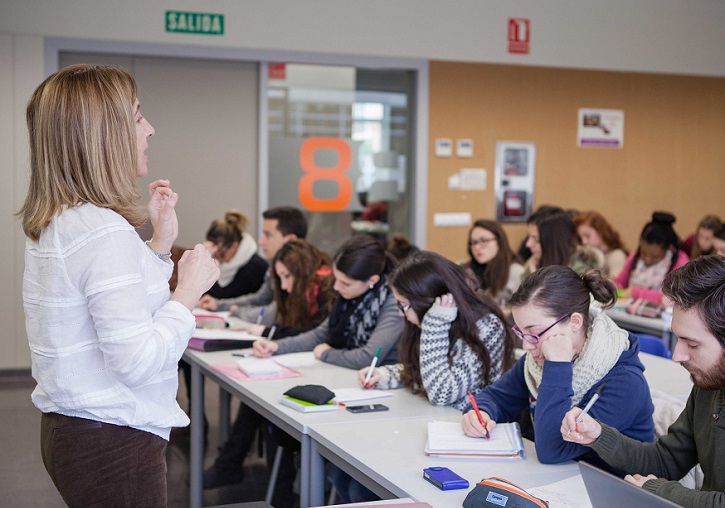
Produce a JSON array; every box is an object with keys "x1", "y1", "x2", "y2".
[{"x1": 562, "y1": 255, "x2": 725, "y2": 508}]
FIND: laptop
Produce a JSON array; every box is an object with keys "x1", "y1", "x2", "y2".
[{"x1": 579, "y1": 461, "x2": 681, "y2": 507}]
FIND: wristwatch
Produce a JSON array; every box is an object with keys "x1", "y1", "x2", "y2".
[{"x1": 145, "y1": 240, "x2": 172, "y2": 262}]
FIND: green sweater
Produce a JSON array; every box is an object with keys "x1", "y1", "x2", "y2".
[{"x1": 591, "y1": 386, "x2": 725, "y2": 508}]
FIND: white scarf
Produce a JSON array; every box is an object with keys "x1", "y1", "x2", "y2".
[
  {"x1": 524, "y1": 303, "x2": 629, "y2": 407},
  {"x1": 216, "y1": 233, "x2": 259, "y2": 288}
]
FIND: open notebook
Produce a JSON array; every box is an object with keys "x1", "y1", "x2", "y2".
[{"x1": 425, "y1": 420, "x2": 524, "y2": 460}]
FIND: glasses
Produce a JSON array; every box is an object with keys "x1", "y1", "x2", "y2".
[
  {"x1": 469, "y1": 237, "x2": 497, "y2": 248},
  {"x1": 512, "y1": 313, "x2": 571, "y2": 345},
  {"x1": 396, "y1": 301, "x2": 411, "y2": 314}
]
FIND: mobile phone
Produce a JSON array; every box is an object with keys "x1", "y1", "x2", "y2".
[
  {"x1": 423, "y1": 466, "x2": 469, "y2": 491},
  {"x1": 345, "y1": 404, "x2": 389, "y2": 414}
]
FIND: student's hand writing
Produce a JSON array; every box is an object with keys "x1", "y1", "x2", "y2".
[
  {"x1": 435, "y1": 293, "x2": 456, "y2": 308},
  {"x1": 561, "y1": 407, "x2": 602, "y2": 444},
  {"x1": 252, "y1": 339, "x2": 278, "y2": 357},
  {"x1": 313, "y1": 343, "x2": 331, "y2": 359},
  {"x1": 358, "y1": 367, "x2": 381, "y2": 389},
  {"x1": 461, "y1": 409, "x2": 496, "y2": 438},
  {"x1": 624, "y1": 474, "x2": 658, "y2": 488},
  {"x1": 198, "y1": 294, "x2": 218, "y2": 310},
  {"x1": 173, "y1": 244, "x2": 220, "y2": 310},
  {"x1": 245, "y1": 324, "x2": 265, "y2": 336},
  {"x1": 539, "y1": 332, "x2": 575, "y2": 362},
  {"x1": 147, "y1": 180, "x2": 178, "y2": 254}
]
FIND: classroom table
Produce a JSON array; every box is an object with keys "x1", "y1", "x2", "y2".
[{"x1": 605, "y1": 308, "x2": 676, "y2": 351}]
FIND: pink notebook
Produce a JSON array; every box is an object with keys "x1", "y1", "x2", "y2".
[{"x1": 210, "y1": 362, "x2": 303, "y2": 382}]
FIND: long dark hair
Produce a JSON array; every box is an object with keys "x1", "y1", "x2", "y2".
[
  {"x1": 629, "y1": 212, "x2": 681, "y2": 277},
  {"x1": 510, "y1": 265, "x2": 617, "y2": 330},
  {"x1": 691, "y1": 214, "x2": 721, "y2": 258},
  {"x1": 536, "y1": 212, "x2": 579, "y2": 268},
  {"x1": 466, "y1": 219, "x2": 519, "y2": 297},
  {"x1": 334, "y1": 234, "x2": 397, "y2": 280},
  {"x1": 389, "y1": 251, "x2": 516, "y2": 394},
  {"x1": 272, "y1": 240, "x2": 334, "y2": 328}
]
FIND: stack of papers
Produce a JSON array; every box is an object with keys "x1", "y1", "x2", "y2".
[
  {"x1": 425, "y1": 420, "x2": 524, "y2": 460},
  {"x1": 332, "y1": 387, "x2": 393, "y2": 404},
  {"x1": 237, "y1": 358, "x2": 284, "y2": 377}
]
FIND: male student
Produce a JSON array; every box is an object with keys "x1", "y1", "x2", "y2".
[
  {"x1": 198, "y1": 206, "x2": 307, "y2": 323},
  {"x1": 562, "y1": 255, "x2": 725, "y2": 508}
]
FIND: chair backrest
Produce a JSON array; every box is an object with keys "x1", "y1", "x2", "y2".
[{"x1": 637, "y1": 334, "x2": 672, "y2": 359}]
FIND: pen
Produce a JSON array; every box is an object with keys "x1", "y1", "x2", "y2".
[
  {"x1": 566, "y1": 383, "x2": 606, "y2": 438},
  {"x1": 363, "y1": 347, "x2": 382, "y2": 388},
  {"x1": 256, "y1": 307, "x2": 265, "y2": 325},
  {"x1": 266, "y1": 325, "x2": 277, "y2": 341},
  {"x1": 232, "y1": 352, "x2": 252, "y2": 358},
  {"x1": 468, "y1": 390, "x2": 490, "y2": 440}
]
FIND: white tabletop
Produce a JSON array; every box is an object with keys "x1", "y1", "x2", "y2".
[{"x1": 640, "y1": 351, "x2": 692, "y2": 398}]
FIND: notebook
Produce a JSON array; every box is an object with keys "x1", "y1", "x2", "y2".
[
  {"x1": 187, "y1": 328, "x2": 258, "y2": 352},
  {"x1": 425, "y1": 420, "x2": 524, "y2": 460},
  {"x1": 279, "y1": 395, "x2": 338, "y2": 413},
  {"x1": 578, "y1": 461, "x2": 681, "y2": 508},
  {"x1": 236, "y1": 358, "x2": 284, "y2": 377},
  {"x1": 332, "y1": 387, "x2": 393, "y2": 404}
]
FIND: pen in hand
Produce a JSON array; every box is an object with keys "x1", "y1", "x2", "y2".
[
  {"x1": 566, "y1": 383, "x2": 605, "y2": 438},
  {"x1": 468, "y1": 390, "x2": 490, "y2": 440},
  {"x1": 363, "y1": 347, "x2": 382, "y2": 388},
  {"x1": 266, "y1": 325, "x2": 277, "y2": 341},
  {"x1": 256, "y1": 307, "x2": 265, "y2": 325}
]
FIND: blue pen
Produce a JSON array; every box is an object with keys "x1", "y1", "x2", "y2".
[{"x1": 256, "y1": 307, "x2": 265, "y2": 325}]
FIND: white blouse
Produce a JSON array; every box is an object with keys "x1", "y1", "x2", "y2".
[{"x1": 23, "y1": 203, "x2": 195, "y2": 440}]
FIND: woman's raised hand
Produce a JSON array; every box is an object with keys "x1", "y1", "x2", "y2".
[
  {"x1": 172, "y1": 244, "x2": 220, "y2": 310},
  {"x1": 147, "y1": 180, "x2": 178, "y2": 254}
]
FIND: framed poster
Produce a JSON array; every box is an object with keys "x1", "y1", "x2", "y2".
[
  {"x1": 577, "y1": 108, "x2": 624, "y2": 148},
  {"x1": 494, "y1": 142, "x2": 536, "y2": 222}
]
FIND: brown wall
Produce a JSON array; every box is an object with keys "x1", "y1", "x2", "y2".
[{"x1": 427, "y1": 61, "x2": 725, "y2": 262}]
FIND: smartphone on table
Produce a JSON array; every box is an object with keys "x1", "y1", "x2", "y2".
[
  {"x1": 345, "y1": 404, "x2": 389, "y2": 414},
  {"x1": 423, "y1": 466, "x2": 469, "y2": 490}
]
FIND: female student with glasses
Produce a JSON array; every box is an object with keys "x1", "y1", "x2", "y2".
[{"x1": 462, "y1": 266, "x2": 655, "y2": 468}]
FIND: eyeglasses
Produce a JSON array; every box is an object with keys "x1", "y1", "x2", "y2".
[
  {"x1": 468, "y1": 237, "x2": 497, "y2": 248},
  {"x1": 511, "y1": 313, "x2": 571, "y2": 345},
  {"x1": 396, "y1": 301, "x2": 411, "y2": 314}
]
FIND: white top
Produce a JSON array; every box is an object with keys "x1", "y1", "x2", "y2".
[{"x1": 23, "y1": 203, "x2": 195, "y2": 440}]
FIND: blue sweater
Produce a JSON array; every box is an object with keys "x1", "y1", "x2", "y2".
[{"x1": 472, "y1": 333, "x2": 655, "y2": 465}]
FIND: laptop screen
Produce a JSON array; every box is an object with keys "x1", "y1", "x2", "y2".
[{"x1": 578, "y1": 461, "x2": 681, "y2": 508}]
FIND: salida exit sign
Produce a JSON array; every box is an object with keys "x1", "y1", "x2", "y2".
[{"x1": 166, "y1": 11, "x2": 224, "y2": 36}]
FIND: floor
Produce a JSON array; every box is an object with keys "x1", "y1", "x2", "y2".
[{"x1": 0, "y1": 372, "x2": 283, "y2": 508}]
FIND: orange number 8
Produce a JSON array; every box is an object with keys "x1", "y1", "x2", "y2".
[{"x1": 298, "y1": 137, "x2": 353, "y2": 212}]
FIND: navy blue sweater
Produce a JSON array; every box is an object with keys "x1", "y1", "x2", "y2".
[{"x1": 472, "y1": 333, "x2": 654, "y2": 465}]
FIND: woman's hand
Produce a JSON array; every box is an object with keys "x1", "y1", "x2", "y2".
[
  {"x1": 561, "y1": 407, "x2": 602, "y2": 444},
  {"x1": 624, "y1": 474, "x2": 658, "y2": 488},
  {"x1": 540, "y1": 332, "x2": 575, "y2": 362},
  {"x1": 245, "y1": 324, "x2": 266, "y2": 336},
  {"x1": 358, "y1": 367, "x2": 381, "y2": 389},
  {"x1": 172, "y1": 244, "x2": 220, "y2": 310},
  {"x1": 198, "y1": 294, "x2": 218, "y2": 310},
  {"x1": 461, "y1": 409, "x2": 496, "y2": 438},
  {"x1": 147, "y1": 180, "x2": 178, "y2": 254},
  {"x1": 313, "y1": 343, "x2": 331, "y2": 359},
  {"x1": 253, "y1": 339, "x2": 279, "y2": 357},
  {"x1": 435, "y1": 293, "x2": 456, "y2": 308}
]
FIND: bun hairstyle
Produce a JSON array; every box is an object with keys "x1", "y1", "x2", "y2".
[
  {"x1": 509, "y1": 266, "x2": 616, "y2": 329},
  {"x1": 206, "y1": 209, "x2": 248, "y2": 248},
  {"x1": 630, "y1": 211, "x2": 682, "y2": 275}
]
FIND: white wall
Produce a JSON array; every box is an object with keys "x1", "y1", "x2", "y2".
[{"x1": 1, "y1": 0, "x2": 724, "y2": 369}]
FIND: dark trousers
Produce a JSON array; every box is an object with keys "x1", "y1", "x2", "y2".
[{"x1": 41, "y1": 412, "x2": 167, "y2": 508}]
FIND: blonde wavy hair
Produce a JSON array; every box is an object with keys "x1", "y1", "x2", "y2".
[{"x1": 18, "y1": 64, "x2": 146, "y2": 241}]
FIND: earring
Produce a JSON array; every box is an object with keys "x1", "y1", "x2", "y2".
[{"x1": 369, "y1": 284, "x2": 374, "y2": 289}]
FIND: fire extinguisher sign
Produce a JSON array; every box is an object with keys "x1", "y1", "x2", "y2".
[{"x1": 508, "y1": 18, "x2": 530, "y2": 54}]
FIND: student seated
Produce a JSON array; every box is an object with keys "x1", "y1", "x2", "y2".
[
  {"x1": 464, "y1": 219, "x2": 525, "y2": 310},
  {"x1": 253, "y1": 234, "x2": 404, "y2": 369},
  {"x1": 682, "y1": 214, "x2": 721, "y2": 259},
  {"x1": 203, "y1": 240, "x2": 335, "y2": 502},
  {"x1": 573, "y1": 210, "x2": 629, "y2": 277},
  {"x1": 522, "y1": 211, "x2": 605, "y2": 279},
  {"x1": 462, "y1": 266, "x2": 654, "y2": 467},
  {"x1": 615, "y1": 212, "x2": 689, "y2": 304},
  {"x1": 198, "y1": 206, "x2": 307, "y2": 324},
  {"x1": 563, "y1": 256, "x2": 725, "y2": 507}
]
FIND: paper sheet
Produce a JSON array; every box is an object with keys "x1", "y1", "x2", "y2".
[
  {"x1": 332, "y1": 387, "x2": 393, "y2": 403},
  {"x1": 273, "y1": 351, "x2": 319, "y2": 368},
  {"x1": 527, "y1": 475, "x2": 592, "y2": 508}
]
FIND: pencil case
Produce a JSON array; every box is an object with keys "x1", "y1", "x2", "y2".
[
  {"x1": 463, "y1": 476, "x2": 549, "y2": 507},
  {"x1": 283, "y1": 384, "x2": 335, "y2": 405}
]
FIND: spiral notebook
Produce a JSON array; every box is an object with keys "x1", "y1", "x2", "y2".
[{"x1": 425, "y1": 420, "x2": 524, "y2": 460}]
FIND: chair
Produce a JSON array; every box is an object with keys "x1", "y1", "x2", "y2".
[{"x1": 637, "y1": 334, "x2": 672, "y2": 359}]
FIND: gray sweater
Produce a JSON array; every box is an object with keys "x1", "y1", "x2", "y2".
[{"x1": 215, "y1": 269, "x2": 276, "y2": 325}]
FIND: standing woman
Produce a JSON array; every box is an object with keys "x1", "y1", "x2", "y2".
[
  {"x1": 363, "y1": 250, "x2": 516, "y2": 410},
  {"x1": 253, "y1": 234, "x2": 404, "y2": 368},
  {"x1": 204, "y1": 209, "x2": 268, "y2": 300},
  {"x1": 464, "y1": 219, "x2": 524, "y2": 309},
  {"x1": 573, "y1": 211, "x2": 629, "y2": 277},
  {"x1": 19, "y1": 65, "x2": 219, "y2": 507},
  {"x1": 462, "y1": 266, "x2": 654, "y2": 469}
]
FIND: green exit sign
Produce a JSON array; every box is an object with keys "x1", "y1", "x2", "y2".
[{"x1": 166, "y1": 11, "x2": 224, "y2": 36}]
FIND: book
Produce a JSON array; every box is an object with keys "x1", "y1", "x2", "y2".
[
  {"x1": 237, "y1": 358, "x2": 284, "y2": 377},
  {"x1": 425, "y1": 420, "x2": 524, "y2": 460},
  {"x1": 332, "y1": 387, "x2": 393, "y2": 404},
  {"x1": 279, "y1": 395, "x2": 338, "y2": 413},
  {"x1": 187, "y1": 328, "x2": 258, "y2": 352}
]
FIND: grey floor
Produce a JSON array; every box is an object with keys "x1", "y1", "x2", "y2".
[{"x1": 0, "y1": 372, "x2": 279, "y2": 508}]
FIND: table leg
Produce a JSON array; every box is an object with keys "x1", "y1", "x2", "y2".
[
  {"x1": 218, "y1": 387, "x2": 231, "y2": 447},
  {"x1": 300, "y1": 434, "x2": 310, "y2": 507},
  {"x1": 190, "y1": 362, "x2": 205, "y2": 508},
  {"x1": 309, "y1": 439, "x2": 326, "y2": 507}
]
